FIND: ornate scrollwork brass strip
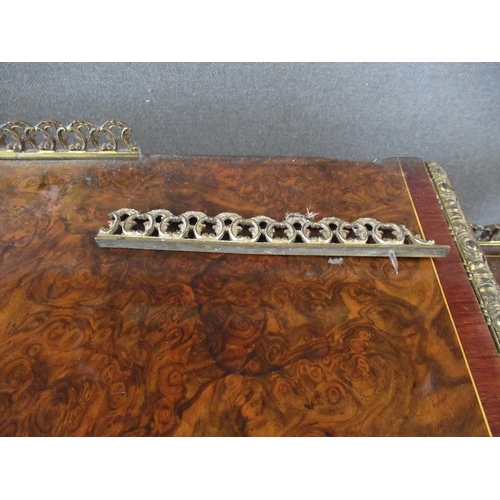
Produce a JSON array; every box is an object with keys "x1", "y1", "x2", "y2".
[
  {"x1": 427, "y1": 162, "x2": 500, "y2": 351},
  {"x1": 95, "y1": 208, "x2": 449, "y2": 258},
  {"x1": 0, "y1": 120, "x2": 140, "y2": 159},
  {"x1": 471, "y1": 223, "x2": 500, "y2": 248}
]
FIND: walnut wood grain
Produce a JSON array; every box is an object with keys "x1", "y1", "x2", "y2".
[{"x1": 0, "y1": 156, "x2": 490, "y2": 436}]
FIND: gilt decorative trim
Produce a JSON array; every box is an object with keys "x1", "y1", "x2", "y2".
[
  {"x1": 0, "y1": 120, "x2": 140, "y2": 159},
  {"x1": 95, "y1": 208, "x2": 449, "y2": 258},
  {"x1": 427, "y1": 161, "x2": 500, "y2": 351},
  {"x1": 471, "y1": 223, "x2": 500, "y2": 248}
]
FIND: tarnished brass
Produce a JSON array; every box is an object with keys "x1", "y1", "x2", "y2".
[
  {"x1": 95, "y1": 208, "x2": 449, "y2": 260},
  {"x1": 427, "y1": 162, "x2": 500, "y2": 351},
  {"x1": 472, "y1": 223, "x2": 500, "y2": 248},
  {"x1": 0, "y1": 120, "x2": 140, "y2": 159}
]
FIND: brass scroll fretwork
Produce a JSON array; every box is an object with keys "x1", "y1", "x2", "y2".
[
  {"x1": 472, "y1": 223, "x2": 500, "y2": 248},
  {"x1": 95, "y1": 208, "x2": 449, "y2": 259},
  {"x1": 0, "y1": 120, "x2": 139, "y2": 159}
]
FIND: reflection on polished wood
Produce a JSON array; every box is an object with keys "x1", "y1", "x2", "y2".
[{"x1": 0, "y1": 156, "x2": 490, "y2": 436}]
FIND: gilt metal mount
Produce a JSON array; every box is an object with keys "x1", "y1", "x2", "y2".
[
  {"x1": 427, "y1": 162, "x2": 500, "y2": 351},
  {"x1": 471, "y1": 223, "x2": 500, "y2": 248},
  {"x1": 0, "y1": 120, "x2": 140, "y2": 159},
  {"x1": 95, "y1": 208, "x2": 449, "y2": 260}
]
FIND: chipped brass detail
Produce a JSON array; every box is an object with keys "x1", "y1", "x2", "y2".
[
  {"x1": 95, "y1": 208, "x2": 449, "y2": 258},
  {"x1": 427, "y1": 162, "x2": 500, "y2": 351},
  {"x1": 0, "y1": 120, "x2": 140, "y2": 159}
]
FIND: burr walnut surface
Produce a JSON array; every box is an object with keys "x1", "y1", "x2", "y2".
[{"x1": 0, "y1": 156, "x2": 491, "y2": 436}]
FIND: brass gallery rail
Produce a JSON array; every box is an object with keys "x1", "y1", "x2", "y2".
[{"x1": 95, "y1": 208, "x2": 449, "y2": 258}]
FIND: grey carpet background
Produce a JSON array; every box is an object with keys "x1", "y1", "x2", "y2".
[{"x1": 1, "y1": 62, "x2": 498, "y2": 224}]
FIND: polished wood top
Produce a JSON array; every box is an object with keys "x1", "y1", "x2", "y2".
[{"x1": 0, "y1": 156, "x2": 493, "y2": 435}]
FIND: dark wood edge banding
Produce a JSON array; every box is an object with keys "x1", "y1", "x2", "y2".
[
  {"x1": 396, "y1": 157, "x2": 500, "y2": 435},
  {"x1": 427, "y1": 162, "x2": 500, "y2": 351}
]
